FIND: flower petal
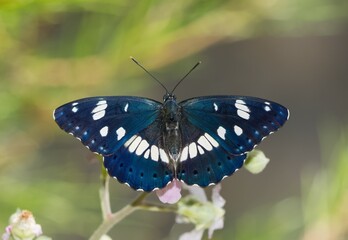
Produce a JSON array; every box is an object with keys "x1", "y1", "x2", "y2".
[
  {"x1": 2, "y1": 226, "x2": 11, "y2": 240},
  {"x1": 156, "y1": 179, "x2": 182, "y2": 204},
  {"x1": 185, "y1": 184, "x2": 208, "y2": 202},
  {"x1": 211, "y1": 184, "x2": 225, "y2": 208},
  {"x1": 179, "y1": 229, "x2": 204, "y2": 240},
  {"x1": 208, "y1": 217, "x2": 224, "y2": 239}
]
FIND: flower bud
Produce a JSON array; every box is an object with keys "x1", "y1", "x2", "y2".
[
  {"x1": 244, "y1": 150, "x2": 270, "y2": 174},
  {"x1": 2, "y1": 209, "x2": 43, "y2": 240}
]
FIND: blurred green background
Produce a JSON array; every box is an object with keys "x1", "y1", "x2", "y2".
[{"x1": 1, "y1": 0, "x2": 348, "y2": 239}]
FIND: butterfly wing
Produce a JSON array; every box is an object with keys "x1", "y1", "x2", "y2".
[
  {"x1": 54, "y1": 96, "x2": 174, "y2": 191},
  {"x1": 104, "y1": 118, "x2": 174, "y2": 191},
  {"x1": 177, "y1": 96, "x2": 289, "y2": 187},
  {"x1": 54, "y1": 96, "x2": 161, "y2": 155},
  {"x1": 177, "y1": 116, "x2": 247, "y2": 187}
]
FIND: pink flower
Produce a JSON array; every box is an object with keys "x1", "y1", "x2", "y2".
[{"x1": 156, "y1": 179, "x2": 182, "y2": 204}]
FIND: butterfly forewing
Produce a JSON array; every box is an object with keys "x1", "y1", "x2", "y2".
[
  {"x1": 54, "y1": 96, "x2": 161, "y2": 155},
  {"x1": 180, "y1": 96, "x2": 289, "y2": 156}
]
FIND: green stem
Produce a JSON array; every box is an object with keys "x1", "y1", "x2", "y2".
[
  {"x1": 99, "y1": 175, "x2": 112, "y2": 219},
  {"x1": 90, "y1": 190, "x2": 178, "y2": 239},
  {"x1": 91, "y1": 164, "x2": 177, "y2": 239},
  {"x1": 89, "y1": 204, "x2": 137, "y2": 240}
]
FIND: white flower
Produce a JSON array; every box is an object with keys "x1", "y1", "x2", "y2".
[
  {"x1": 2, "y1": 209, "x2": 43, "y2": 240},
  {"x1": 176, "y1": 184, "x2": 225, "y2": 240}
]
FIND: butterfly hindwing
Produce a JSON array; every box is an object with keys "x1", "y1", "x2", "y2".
[
  {"x1": 176, "y1": 116, "x2": 247, "y2": 187},
  {"x1": 180, "y1": 96, "x2": 289, "y2": 155},
  {"x1": 104, "y1": 118, "x2": 174, "y2": 191},
  {"x1": 54, "y1": 96, "x2": 161, "y2": 155}
]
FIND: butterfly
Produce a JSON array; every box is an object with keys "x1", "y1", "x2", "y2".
[{"x1": 53, "y1": 59, "x2": 289, "y2": 192}]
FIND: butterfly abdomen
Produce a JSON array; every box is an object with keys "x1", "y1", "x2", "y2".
[{"x1": 162, "y1": 98, "x2": 182, "y2": 163}]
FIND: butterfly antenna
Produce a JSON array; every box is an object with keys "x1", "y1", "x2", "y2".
[
  {"x1": 170, "y1": 61, "x2": 201, "y2": 94},
  {"x1": 130, "y1": 57, "x2": 169, "y2": 93}
]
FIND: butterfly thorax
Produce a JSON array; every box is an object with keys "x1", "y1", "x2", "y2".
[{"x1": 162, "y1": 95, "x2": 182, "y2": 163}]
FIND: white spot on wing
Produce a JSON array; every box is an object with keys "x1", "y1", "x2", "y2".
[
  {"x1": 124, "y1": 135, "x2": 137, "y2": 148},
  {"x1": 72, "y1": 107, "x2": 78, "y2": 113},
  {"x1": 197, "y1": 136, "x2": 213, "y2": 151},
  {"x1": 116, "y1": 127, "x2": 126, "y2": 140},
  {"x1": 237, "y1": 109, "x2": 250, "y2": 120},
  {"x1": 234, "y1": 125, "x2": 243, "y2": 136},
  {"x1": 151, "y1": 145, "x2": 159, "y2": 161},
  {"x1": 204, "y1": 133, "x2": 219, "y2": 147},
  {"x1": 92, "y1": 103, "x2": 108, "y2": 113},
  {"x1": 144, "y1": 149, "x2": 150, "y2": 159},
  {"x1": 180, "y1": 146, "x2": 188, "y2": 161},
  {"x1": 124, "y1": 103, "x2": 129, "y2": 112},
  {"x1": 213, "y1": 103, "x2": 218, "y2": 111},
  {"x1": 99, "y1": 126, "x2": 109, "y2": 137},
  {"x1": 235, "y1": 103, "x2": 250, "y2": 112},
  {"x1": 93, "y1": 110, "x2": 106, "y2": 120},
  {"x1": 72, "y1": 102, "x2": 78, "y2": 106},
  {"x1": 265, "y1": 101, "x2": 270, "y2": 105},
  {"x1": 197, "y1": 145, "x2": 204, "y2": 154},
  {"x1": 287, "y1": 109, "x2": 290, "y2": 120},
  {"x1": 159, "y1": 148, "x2": 169, "y2": 163},
  {"x1": 189, "y1": 142, "x2": 198, "y2": 159},
  {"x1": 97, "y1": 100, "x2": 107, "y2": 105},
  {"x1": 217, "y1": 126, "x2": 226, "y2": 140},
  {"x1": 236, "y1": 99, "x2": 246, "y2": 104},
  {"x1": 264, "y1": 105, "x2": 271, "y2": 112},
  {"x1": 129, "y1": 136, "x2": 142, "y2": 153},
  {"x1": 136, "y1": 139, "x2": 149, "y2": 156}
]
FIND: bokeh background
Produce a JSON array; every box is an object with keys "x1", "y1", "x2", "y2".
[{"x1": 1, "y1": 0, "x2": 348, "y2": 239}]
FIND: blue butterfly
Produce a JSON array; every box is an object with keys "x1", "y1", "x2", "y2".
[{"x1": 53, "y1": 59, "x2": 289, "y2": 192}]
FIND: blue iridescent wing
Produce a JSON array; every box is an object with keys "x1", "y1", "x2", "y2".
[
  {"x1": 104, "y1": 118, "x2": 174, "y2": 191},
  {"x1": 177, "y1": 96, "x2": 289, "y2": 187},
  {"x1": 54, "y1": 96, "x2": 173, "y2": 191},
  {"x1": 54, "y1": 96, "x2": 160, "y2": 155},
  {"x1": 177, "y1": 115, "x2": 247, "y2": 187}
]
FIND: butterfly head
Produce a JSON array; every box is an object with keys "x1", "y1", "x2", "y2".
[{"x1": 163, "y1": 93, "x2": 176, "y2": 102}]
